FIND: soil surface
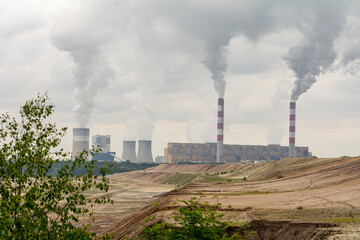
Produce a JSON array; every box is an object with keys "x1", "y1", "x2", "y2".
[{"x1": 84, "y1": 157, "x2": 360, "y2": 239}]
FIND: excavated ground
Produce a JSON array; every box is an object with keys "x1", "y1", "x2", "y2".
[{"x1": 84, "y1": 157, "x2": 360, "y2": 239}]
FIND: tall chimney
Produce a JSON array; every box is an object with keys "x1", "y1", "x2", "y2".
[
  {"x1": 136, "y1": 140, "x2": 153, "y2": 163},
  {"x1": 121, "y1": 141, "x2": 136, "y2": 162},
  {"x1": 217, "y1": 98, "x2": 224, "y2": 163},
  {"x1": 72, "y1": 128, "x2": 90, "y2": 157},
  {"x1": 289, "y1": 102, "x2": 296, "y2": 158}
]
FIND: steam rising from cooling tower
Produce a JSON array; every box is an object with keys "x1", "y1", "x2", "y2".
[
  {"x1": 121, "y1": 141, "x2": 136, "y2": 162},
  {"x1": 51, "y1": 8, "x2": 114, "y2": 127},
  {"x1": 123, "y1": 91, "x2": 154, "y2": 141},
  {"x1": 72, "y1": 128, "x2": 90, "y2": 157},
  {"x1": 284, "y1": 2, "x2": 346, "y2": 101},
  {"x1": 136, "y1": 140, "x2": 153, "y2": 163}
]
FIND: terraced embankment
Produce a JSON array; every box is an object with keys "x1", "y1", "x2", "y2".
[{"x1": 94, "y1": 157, "x2": 360, "y2": 239}]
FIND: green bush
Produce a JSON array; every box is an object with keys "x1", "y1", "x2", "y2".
[
  {"x1": 138, "y1": 195, "x2": 254, "y2": 239},
  {"x1": 0, "y1": 94, "x2": 112, "y2": 239}
]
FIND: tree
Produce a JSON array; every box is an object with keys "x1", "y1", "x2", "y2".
[
  {"x1": 0, "y1": 94, "x2": 112, "y2": 239},
  {"x1": 139, "y1": 194, "x2": 254, "y2": 240}
]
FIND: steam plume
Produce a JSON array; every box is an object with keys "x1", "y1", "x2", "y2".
[
  {"x1": 71, "y1": 51, "x2": 113, "y2": 127},
  {"x1": 284, "y1": 2, "x2": 346, "y2": 101},
  {"x1": 51, "y1": 4, "x2": 114, "y2": 127},
  {"x1": 267, "y1": 80, "x2": 290, "y2": 144},
  {"x1": 123, "y1": 91, "x2": 154, "y2": 141},
  {"x1": 202, "y1": 41, "x2": 228, "y2": 98}
]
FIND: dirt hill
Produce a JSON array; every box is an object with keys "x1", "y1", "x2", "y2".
[{"x1": 102, "y1": 157, "x2": 360, "y2": 239}]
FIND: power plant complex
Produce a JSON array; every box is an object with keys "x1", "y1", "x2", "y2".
[
  {"x1": 71, "y1": 98, "x2": 310, "y2": 164},
  {"x1": 164, "y1": 143, "x2": 310, "y2": 164},
  {"x1": 163, "y1": 98, "x2": 311, "y2": 164},
  {"x1": 71, "y1": 128, "x2": 154, "y2": 162}
]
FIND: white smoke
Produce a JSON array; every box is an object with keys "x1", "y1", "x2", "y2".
[
  {"x1": 267, "y1": 79, "x2": 291, "y2": 144},
  {"x1": 284, "y1": 2, "x2": 347, "y2": 101},
  {"x1": 70, "y1": 51, "x2": 113, "y2": 127},
  {"x1": 153, "y1": 1, "x2": 278, "y2": 98},
  {"x1": 123, "y1": 91, "x2": 154, "y2": 141},
  {"x1": 342, "y1": 45, "x2": 360, "y2": 68},
  {"x1": 202, "y1": 42, "x2": 228, "y2": 98},
  {"x1": 186, "y1": 111, "x2": 216, "y2": 143},
  {"x1": 51, "y1": 1, "x2": 114, "y2": 127}
]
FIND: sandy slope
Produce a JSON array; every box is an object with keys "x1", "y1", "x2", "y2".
[{"x1": 87, "y1": 157, "x2": 360, "y2": 239}]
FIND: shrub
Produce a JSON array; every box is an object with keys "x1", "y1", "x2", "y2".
[
  {"x1": 139, "y1": 195, "x2": 254, "y2": 239},
  {"x1": 0, "y1": 94, "x2": 112, "y2": 239}
]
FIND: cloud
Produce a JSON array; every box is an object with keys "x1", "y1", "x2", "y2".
[{"x1": 1, "y1": 0, "x2": 360, "y2": 158}]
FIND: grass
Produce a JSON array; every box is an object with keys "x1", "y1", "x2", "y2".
[
  {"x1": 327, "y1": 218, "x2": 360, "y2": 223},
  {"x1": 203, "y1": 176, "x2": 234, "y2": 183},
  {"x1": 296, "y1": 206, "x2": 303, "y2": 210},
  {"x1": 158, "y1": 173, "x2": 198, "y2": 187}
]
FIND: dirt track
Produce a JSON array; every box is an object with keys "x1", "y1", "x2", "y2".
[{"x1": 87, "y1": 157, "x2": 360, "y2": 239}]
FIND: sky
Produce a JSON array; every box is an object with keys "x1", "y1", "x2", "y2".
[{"x1": 0, "y1": 0, "x2": 359, "y2": 158}]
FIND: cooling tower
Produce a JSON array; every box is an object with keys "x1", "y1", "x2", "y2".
[
  {"x1": 136, "y1": 140, "x2": 153, "y2": 163},
  {"x1": 289, "y1": 102, "x2": 296, "y2": 158},
  {"x1": 121, "y1": 141, "x2": 136, "y2": 162},
  {"x1": 72, "y1": 128, "x2": 90, "y2": 157},
  {"x1": 216, "y1": 98, "x2": 224, "y2": 163}
]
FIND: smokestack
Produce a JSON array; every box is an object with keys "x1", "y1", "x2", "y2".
[
  {"x1": 121, "y1": 141, "x2": 136, "y2": 162},
  {"x1": 136, "y1": 140, "x2": 153, "y2": 163},
  {"x1": 217, "y1": 98, "x2": 224, "y2": 163},
  {"x1": 72, "y1": 128, "x2": 90, "y2": 157},
  {"x1": 289, "y1": 102, "x2": 296, "y2": 158}
]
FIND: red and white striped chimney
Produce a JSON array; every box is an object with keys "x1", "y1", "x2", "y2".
[
  {"x1": 217, "y1": 98, "x2": 224, "y2": 163},
  {"x1": 289, "y1": 101, "x2": 296, "y2": 157}
]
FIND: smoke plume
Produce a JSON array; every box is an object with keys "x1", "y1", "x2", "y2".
[
  {"x1": 123, "y1": 91, "x2": 154, "y2": 141},
  {"x1": 284, "y1": 2, "x2": 346, "y2": 101},
  {"x1": 267, "y1": 79, "x2": 291, "y2": 144},
  {"x1": 342, "y1": 45, "x2": 360, "y2": 68},
  {"x1": 51, "y1": 2, "x2": 114, "y2": 127},
  {"x1": 202, "y1": 41, "x2": 228, "y2": 98}
]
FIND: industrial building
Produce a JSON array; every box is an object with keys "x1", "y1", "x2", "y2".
[
  {"x1": 164, "y1": 142, "x2": 311, "y2": 164},
  {"x1": 155, "y1": 156, "x2": 165, "y2": 163},
  {"x1": 91, "y1": 134, "x2": 115, "y2": 162},
  {"x1": 92, "y1": 135, "x2": 111, "y2": 153}
]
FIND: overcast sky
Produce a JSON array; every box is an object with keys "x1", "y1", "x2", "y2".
[{"x1": 1, "y1": 0, "x2": 359, "y2": 158}]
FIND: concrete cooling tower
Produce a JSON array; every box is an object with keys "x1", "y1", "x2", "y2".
[
  {"x1": 121, "y1": 141, "x2": 136, "y2": 162},
  {"x1": 136, "y1": 140, "x2": 153, "y2": 163},
  {"x1": 72, "y1": 128, "x2": 90, "y2": 157},
  {"x1": 289, "y1": 102, "x2": 296, "y2": 158}
]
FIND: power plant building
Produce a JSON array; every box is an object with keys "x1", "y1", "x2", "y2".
[
  {"x1": 92, "y1": 135, "x2": 111, "y2": 153},
  {"x1": 164, "y1": 142, "x2": 311, "y2": 164},
  {"x1": 91, "y1": 134, "x2": 115, "y2": 162}
]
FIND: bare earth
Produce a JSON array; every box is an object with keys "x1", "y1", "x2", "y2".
[
  {"x1": 81, "y1": 175, "x2": 174, "y2": 233},
  {"x1": 84, "y1": 157, "x2": 360, "y2": 239}
]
